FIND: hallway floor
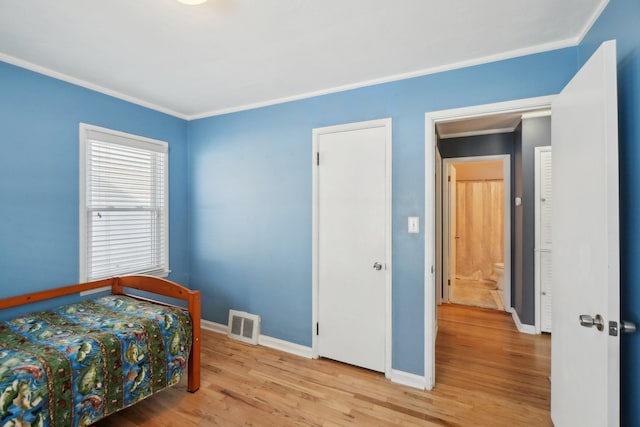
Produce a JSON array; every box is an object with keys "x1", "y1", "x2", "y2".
[{"x1": 450, "y1": 278, "x2": 504, "y2": 310}]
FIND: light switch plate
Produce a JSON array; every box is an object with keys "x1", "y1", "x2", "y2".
[{"x1": 408, "y1": 216, "x2": 419, "y2": 234}]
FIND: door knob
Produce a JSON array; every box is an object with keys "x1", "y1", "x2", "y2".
[
  {"x1": 373, "y1": 262, "x2": 383, "y2": 271},
  {"x1": 579, "y1": 314, "x2": 605, "y2": 331}
]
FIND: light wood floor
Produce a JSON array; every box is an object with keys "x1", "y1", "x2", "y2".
[{"x1": 95, "y1": 304, "x2": 551, "y2": 426}]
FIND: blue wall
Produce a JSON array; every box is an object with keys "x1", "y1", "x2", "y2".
[
  {"x1": 0, "y1": 62, "x2": 190, "y2": 310},
  {"x1": 577, "y1": 0, "x2": 640, "y2": 424},
  {"x1": 187, "y1": 0, "x2": 640, "y2": 392},
  {"x1": 187, "y1": 48, "x2": 577, "y2": 374}
]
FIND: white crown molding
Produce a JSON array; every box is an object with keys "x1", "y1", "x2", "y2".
[
  {"x1": 0, "y1": 52, "x2": 188, "y2": 120},
  {"x1": 575, "y1": 0, "x2": 610, "y2": 44},
  {"x1": 3, "y1": 0, "x2": 605, "y2": 124},
  {"x1": 188, "y1": 37, "x2": 578, "y2": 120}
]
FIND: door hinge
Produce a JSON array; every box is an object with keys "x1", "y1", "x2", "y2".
[
  {"x1": 316, "y1": 322, "x2": 319, "y2": 335},
  {"x1": 448, "y1": 279, "x2": 451, "y2": 286},
  {"x1": 448, "y1": 175, "x2": 451, "y2": 182},
  {"x1": 316, "y1": 152, "x2": 319, "y2": 166}
]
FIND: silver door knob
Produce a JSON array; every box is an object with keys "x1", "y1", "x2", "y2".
[
  {"x1": 580, "y1": 314, "x2": 605, "y2": 331},
  {"x1": 373, "y1": 262, "x2": 383, "y2": 271}
]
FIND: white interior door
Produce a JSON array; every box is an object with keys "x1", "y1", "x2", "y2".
[
  {"x1": 449, "y1": 164, "x2": 457, "y2": 295},
  {"x1": 436, "y1": 146, "x2": 443, "y2": 305},
  {"x1": 535, "y1": 147, "x2": 553, "y2": 333},
  {"x1": 551, "y1": 40, "x2": 620, "y2": 426},
  {"x1": 313, "y1": 120, "x2": 391, "y2": 374}
]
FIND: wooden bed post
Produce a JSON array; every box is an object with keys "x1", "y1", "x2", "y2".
[
  {"x1": 187, "y1": 291, "x2": 201, "y2": 392},
  {"x1": 112, "y1": 277, "x2": 123, "y2": 295}
]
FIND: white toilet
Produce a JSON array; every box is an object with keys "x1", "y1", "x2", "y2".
[{"x1": 493, "y1": 262, "x2": 505, "y2": 290}]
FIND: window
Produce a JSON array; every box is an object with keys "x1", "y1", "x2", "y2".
[{"x1": 80, "y1": 124, "x2": 168, "y2": 282}]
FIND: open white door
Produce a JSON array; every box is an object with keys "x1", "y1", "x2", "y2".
[
  {"x1": 535, "y1": 147, "x2": 553, "y2": 333},
  {"x1": 551, "y1": 40, "x2": 620, "y2": 426},
  {"x1": 449, "y1": 164, "x2": 457, "y2": 295},
  {"x1": 436, "y1": 146, "x2": 443, "y2": 305},
  {"x1": 441, "y1": 162, "x2": 457, "y2": 303}
]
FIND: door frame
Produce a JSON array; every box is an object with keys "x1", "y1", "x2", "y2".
[
  {"x1": 311, "y1": 118, "x2": 393, "y2": 379},
  {"x1": 442, "y1": 155, "x2": 511, "y2": 311},
  {"x1": 424, "y1": 95, "x2": 554, "y2": 390},
  {"x1": 534, "y1": 146, "x2": 553, "y2": 334}
]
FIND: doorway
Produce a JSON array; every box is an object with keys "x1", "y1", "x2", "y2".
[
  {"x1": 424, "y1": 96, "x2": 554, "y2": 389},
  {"x1": 425, "y1": 42, "x2": 620, "y2": 425},
  {"x1": 442, "y1": 156, "x2": 511, "y2": 311},
  {"x1": 311, "y1": 118, "x2": 393, "y2": 377}
]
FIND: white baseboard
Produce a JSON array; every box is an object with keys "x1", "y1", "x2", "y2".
[
  {"x1": 203, "y1": 318, "x2": 425, "y2": 387},
  {"x1": 511, "y1": 310, "x2": 537, "y2": 335},
  {"x1": 390, "y1": 369, "x2": 426, "y2": 390},
  {"x1": 200, "y1": 319, "x2": 313, "y2": 359},
  {"x1": 201, "y1": 319, "x2": 228, "y2": 334},
  {"x1": 259, "y1": 335, "x2": 313, "y2": 359}
]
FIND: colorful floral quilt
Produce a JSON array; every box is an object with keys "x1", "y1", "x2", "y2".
[{"x1": 0, "y1": 295, "x2": 192, "y2": 427}]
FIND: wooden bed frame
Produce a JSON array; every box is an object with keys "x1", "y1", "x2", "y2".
[{"x1": 0, "y1": 275, "x2": 201, "y2": 392}]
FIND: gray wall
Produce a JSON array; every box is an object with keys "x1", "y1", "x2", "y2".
[
  {"x1": 513, "y1": 124, "x2": 523, "y2": 317},
  {"x1": 437, "y1": 132, "x2": 514, "y2": 158},
  {"x1": 518, "y1": 116, "x2": 552, "y2": 325}
]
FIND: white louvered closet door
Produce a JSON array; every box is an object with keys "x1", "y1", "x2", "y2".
[{"x1": 538, "y1": 148, "x2": 553, "y2": 333}]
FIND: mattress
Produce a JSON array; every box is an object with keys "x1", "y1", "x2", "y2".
[{"x1": 0, "y1": 295, "x2": 193, "y2": 427}]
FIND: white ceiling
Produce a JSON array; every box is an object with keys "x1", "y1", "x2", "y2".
[{"x1": 0, "y1": 0, "x2": 607, "y2": 119}]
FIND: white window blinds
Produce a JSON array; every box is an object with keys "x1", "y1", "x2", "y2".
[{"x1": 80, "y1": 124, "x2": 169, "y2": 281}]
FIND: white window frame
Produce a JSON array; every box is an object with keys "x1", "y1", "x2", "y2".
[{"x1": 79, "y1": 123, "x2": 169, "y2": 282}]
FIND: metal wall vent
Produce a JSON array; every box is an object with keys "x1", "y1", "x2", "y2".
[{"x1": 228, "y1": 310, "x2": 261, "y2": 345}]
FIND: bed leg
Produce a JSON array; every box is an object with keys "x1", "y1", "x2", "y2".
[{"x1": 188, "y1": 292, "x2": 201, "y2": 392}]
